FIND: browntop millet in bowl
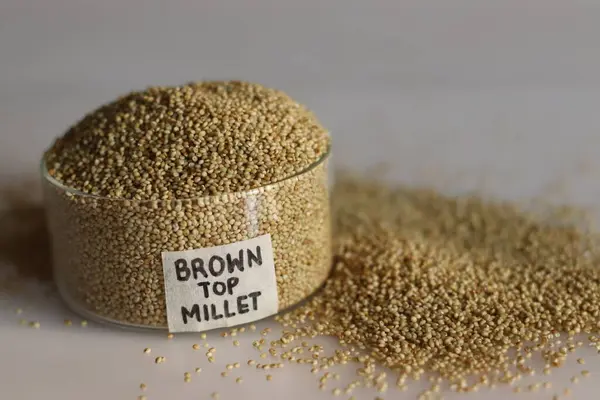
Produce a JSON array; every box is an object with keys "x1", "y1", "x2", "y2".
[{"x1": 42, "y1": 81, "x2": 332, "y2": 331}]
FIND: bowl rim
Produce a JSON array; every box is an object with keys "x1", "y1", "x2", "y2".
[{"x1": 41, "y1": 145, "x2": 331, "y2": 204}]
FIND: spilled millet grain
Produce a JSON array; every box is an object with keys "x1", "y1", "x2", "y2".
[{"x1": 274, "y1": 174, "x2": 600, "y2": 388}]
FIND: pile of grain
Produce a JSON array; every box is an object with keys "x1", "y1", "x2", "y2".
[
  {"x1": 276, "y1": 175, "x2": 600, "y2": 394},
  {"x1": 42, "y1": 81, "x2": 332, "y2": 327},
  {"x1": 45, "y1": 81, "x2": 329, "y2": 200}
]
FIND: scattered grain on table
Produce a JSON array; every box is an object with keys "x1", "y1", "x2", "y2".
[{"x1": 273, "y1": 174, "x2": 600, "y2": 392}]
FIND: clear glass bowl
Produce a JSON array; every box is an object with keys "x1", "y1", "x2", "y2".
[{"x1": 42, "y1": 150, "x2": 332, "y2": 330}]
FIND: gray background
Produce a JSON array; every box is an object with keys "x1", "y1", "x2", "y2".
[
  {"x1": 3, "y1": 0, "x2": 600, "y2": 206},
  {"x1": 1, "y1": 1, "x2": 599, "y2": 399}
]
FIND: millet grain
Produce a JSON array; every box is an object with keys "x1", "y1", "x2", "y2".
[{"x1": 274, "y1": 175, "x2": 600, "y2": 387}]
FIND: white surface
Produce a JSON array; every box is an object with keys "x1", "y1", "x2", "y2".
[{"x1": 1, "y1": 1, "x2": 600, "y2": 399}]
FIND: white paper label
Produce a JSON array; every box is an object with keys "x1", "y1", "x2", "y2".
[{"x1": 161, "y1": 234, "x2": 278, "y2": 333}]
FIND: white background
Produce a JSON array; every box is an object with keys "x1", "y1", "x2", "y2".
[{"x1": 1, "y1": 1, "x2": 600, "y2": 399}]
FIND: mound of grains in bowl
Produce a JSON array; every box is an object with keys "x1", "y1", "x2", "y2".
[{"x1": 45, "y1": 81, "x2": 329, "y2": 200}]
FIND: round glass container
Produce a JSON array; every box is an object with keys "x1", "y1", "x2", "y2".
[{"x1": 42, "y1": 150, "x2": 332, "y2": 330}]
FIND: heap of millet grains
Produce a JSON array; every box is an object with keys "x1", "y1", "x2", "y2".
[
  {"x1": 270, "y1": 174, "x2": 600, "y2": 396},
  {"x1": 42, "y1": 81, "x2": 332, "y2": 327},
  {"x1": 45, "y1": 81, "x2": 329, "y2": 199}
]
